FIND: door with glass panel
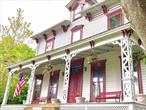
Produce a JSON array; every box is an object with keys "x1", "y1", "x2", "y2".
[
  {"x1": 90, "y1": 60, "x2": 106, "y2": 102},
  {"x1": 48, "y1": 70, "x2": 60, "y2": 101},
  {"x1": 33, "y1": 75, "x2": 43, "y2": 102}
]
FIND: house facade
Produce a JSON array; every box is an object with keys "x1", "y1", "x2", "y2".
[{"x1": 1, "y1": 0, "x2": 146, "y2": 110}]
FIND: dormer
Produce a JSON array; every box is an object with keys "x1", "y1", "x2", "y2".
[{"x1": 66, "y1": 0, "x2": 97, "y2": 21}]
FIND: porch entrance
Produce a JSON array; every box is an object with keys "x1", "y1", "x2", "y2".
[
  {"x1": 90, "y1": 60, "x2": 106, "y2": 102},
  {"x1": 48, "y1": 70, "x2": 60, "y2": 101},
  {"x1": 67, "y1": 58, "x2": 84, "y2": 103},
  {"x1": 32, "y1": 75, "x2": 43, "y2": 102}
]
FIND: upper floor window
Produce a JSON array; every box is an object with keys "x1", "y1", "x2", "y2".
[
  {"x1": 45, "y1": 36, "x2": 55, "y2": 52},
  {"x1": 71, "y1": 25, "x2": 84, "y2": 43},
  {"x1": 107, "y1": 9, "x2": 123, "y2": 30},
  {"x1": 73, "y1": 4, "x2": 84, "y2": 21}
]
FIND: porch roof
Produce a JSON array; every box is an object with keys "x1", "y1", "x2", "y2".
[
  {"x1": 7, "y1": 23, "x2": 131, "y2": 70},
  {"x1": 31, "y1": 20, "x2": 71, "y2": 39}
]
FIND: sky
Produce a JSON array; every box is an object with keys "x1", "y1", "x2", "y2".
[
  {"x1": 0, "y1": 0, "x2": 70, "y2": 49},
  {"x1": 0, "y1": 0, "x2": 70, "y2": 34}
]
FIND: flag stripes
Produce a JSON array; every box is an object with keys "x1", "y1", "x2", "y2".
[{"x1": 13, "y1": 76, "x2": 26, "y2": 97}]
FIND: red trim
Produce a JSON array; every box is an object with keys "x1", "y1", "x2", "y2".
[
  {"x1": 122, "y1": 29, "x2": 133, "y2": 38},
  {"x1": 71, "y1": 25, "x2": 84, "y2": 43},
  {"x1": 52, "y1": 30, "x2": 56, "y2": 36},
  {"x1": 47, "y1": 70, "x2": 60, "y2": 101},
  {"x1": 137, "y1": 62, "x2": 143, "y2": 94},
  {"x1": 90, "y1": 59, "x2": 106, "y2": 102},
  {"x1": 101, "y1": 5, "x2": 109, "y2": 14},
  {"x1": 35, "y1": 38, "x2": 39, "y2": 44},
  {"x1": 32, "y1": 74, "x2": 44, "y2": 103},
  {"x1": 107, "y1": 9, "x2": 124, "y2": 30},
  {"x1": 61, "y1": 25, "x2": 69, "y2": 32},
  {"x1": 45, "y1": 36, "x2": 55, "y2": 52},
  {"x1": 85, "y1": 12, "x2": 92, "y2": 21}
]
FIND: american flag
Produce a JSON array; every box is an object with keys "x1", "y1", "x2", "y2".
[{"x1": 13, "y1": 75, "x2": 26, "y2": 97}]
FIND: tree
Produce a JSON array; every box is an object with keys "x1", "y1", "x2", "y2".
[
  {"x1": 0, "y1": 8, "x2": 35, "y2": 104},
  {"x1": 120, "y1": 0, "x2": 146, "y2": 52},
  {"x1": 0, "y1": 8, "x2": 33, "y2": 43}
]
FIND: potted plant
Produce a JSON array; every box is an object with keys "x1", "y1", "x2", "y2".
[
  {"x1": 75, "y1": 96, "x2": 85, "y2": 103},
  {"x1": 133, "y1": 51, "x2": 145, "y2": 67},
  {"x1": 51, "y1": 96, "x2": 60, "y2": 104}
]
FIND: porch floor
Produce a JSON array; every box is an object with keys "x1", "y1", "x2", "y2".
[{"x1": 1, "y1": 102, "x2": 146, "y2": 110}]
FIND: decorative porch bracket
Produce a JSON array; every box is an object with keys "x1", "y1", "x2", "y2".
[
  {"x1": 2, "y1": 71, "x2": 13, "y2": 105},
  {"x1": 26, "y1": 64, "x2": 38, "y2": 104},
  {"x1": 112, "y1": 34, "x2": 135, "y2": 102},
  {"x1": 62, "y1": 52, "x2": 77, "y2": 103}
]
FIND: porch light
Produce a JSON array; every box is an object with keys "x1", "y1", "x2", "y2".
[{"x1": 87, "y1": 49, "x2": 98, "y2": 64}]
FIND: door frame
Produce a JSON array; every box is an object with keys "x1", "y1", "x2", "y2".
[
  {"x1": 90, "y1": 59, "x2": 106, "y2": 102},
  {"x1": 47, "y1": 70, "x2": 60, "y2": 101},
  {"x1": 67, "y1": 58, "x2": 84, "y2": 102},
  {"x1": 32, "y1": 74, "x2": 44, "y2": 102}
]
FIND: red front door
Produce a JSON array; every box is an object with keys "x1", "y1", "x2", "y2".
[{"x1": 67, "y1": 58, "x2": 84, "y2": 103}]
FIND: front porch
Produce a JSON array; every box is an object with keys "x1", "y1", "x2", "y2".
[
  {"x1": 1, "y1": 25, "x2": 146, "y2": 109},
  {"x1": 1, "y1": 102, "x2": 146, "y2": 110}
]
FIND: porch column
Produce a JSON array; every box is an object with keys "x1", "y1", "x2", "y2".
[
  {"x1": 2, "y1": 71, "x2": 13, "y2": 105},
  {"x1": 26, "y1": 64, "x2": 37, "y2": 104},
  {"x1": 62, "y1": 52, "x2": 77, "y2": 103},
  {"x1": 113, "y1": 29, "x2": 135, "y2": 102}
]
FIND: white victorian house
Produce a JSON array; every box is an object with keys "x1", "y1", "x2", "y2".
[{"x1": 1, "y1": 0, "x2": 146, "y2": 110}]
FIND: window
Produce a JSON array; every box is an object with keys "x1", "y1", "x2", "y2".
[
  {"x1": 48, "y1": 70, "x2": 59, "y2": 99},
  {"x1": 73, "y1": 3, "x2": 84, "y2": 20},
  {"x1": 33, "y1": 75, "x2": 43, "y2": 101},
  {"x1": 71, "y1": 25, "x2": 84, "y2": 43},
  {"x1": 90, "y1": 60, "x2": 106, "y2": 102},
  {"x1": 107, "y1": 9, "x2": 123, "y2": 30},
  {"x1": 133, "y1": 63, "x2": 143, "y2": 94},
  {"x1": 45, "y1": 36, "x2": 55, "y2": 52}
]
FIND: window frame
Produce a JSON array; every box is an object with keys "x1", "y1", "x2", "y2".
[
  {"x1": 71, "y1": 25, "x2": 84, "y2": 43},
  {"x1": 47, "y1": 70, "x2": 60, "y2": 100},
  {"x1": 134, "y1": 62, "x2": 143, "y2": 94},
  {"x1": 45, "y1": 35, "x2": 55, "y2": 52},
  {"x1": 107, "y1": 9, "x2": 124, "y2": 30},
  {"x1": 90, "y1": 60, "x2": 106, "y2": 102},
  {"x1": 73, "y1": 3, "x2": 84, "y2": 21},
  {"x1": 32, "y1": 74, "x2": 44, "y2": 103}
]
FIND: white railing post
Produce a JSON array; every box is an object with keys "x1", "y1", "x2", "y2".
[
  {"x1": 26, "y1": 64, "x2": 38, "y2": 104},
  {"x1": 113, "y1": 29, "x2": 135, "y2": 102},
  {"x1": 61, "y1": 51, "x2": 77, "y2": 103},
  {"x1": 2, "y1": 71, "x2": 13, "y2": 105}
]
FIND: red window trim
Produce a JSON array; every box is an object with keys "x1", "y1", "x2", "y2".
[
  {"x1": 90, "y1": 59, "x2": 106, "y2": 102},
  {"x1": 71, "y1": 25, "x2": 84, "y2": 43},
  {"x1": 32, "y1": 74, "x2": 44, "y2": 103},
  {"x1": 107, "y1": 9, "x2": 124, "y2": 30},
  {"x1": 45, "y1": 36, "x2": 55, "y2": 52},
  {"x1": 47, "y1": 70, "x2": 60, "y2": 101}
]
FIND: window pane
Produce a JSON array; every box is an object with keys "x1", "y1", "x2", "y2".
[
  {"x1": 72, "y1": 30, "x2": 81, "y2": 42},
  {"x1": 133, "y1": 66, "x2": 139, "y2": 94},
  {"x1": 49, "y1": 73, "x2": 59, "y2": 98},
  {"x1": 110, "y1": 14, "x2": 121, "y2": 29},
  {"x1": 35, "y1": 79, "x2": 42, "y2": 98},
  {"x1": 74, "y1": 6, "x2": 81, "y2": 19},
  {"x1": 46, "y1": 41, "x2": 53, "y2": 51}
]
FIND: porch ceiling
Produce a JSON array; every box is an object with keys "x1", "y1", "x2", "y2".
[{"x1": 74, "y1": 43, "x2": 120, "y2": 59}]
